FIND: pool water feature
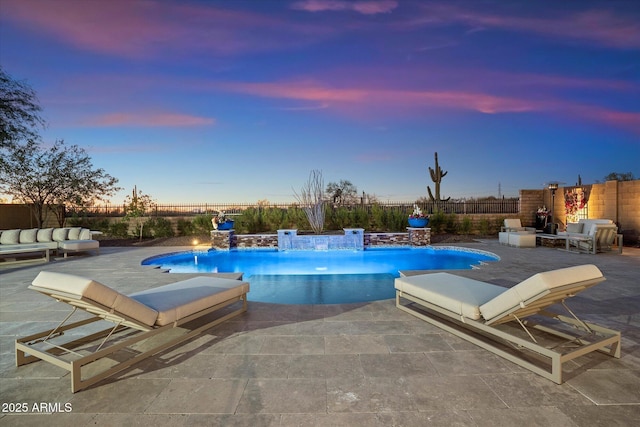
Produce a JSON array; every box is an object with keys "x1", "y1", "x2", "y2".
[{"x1": 142, "y1": 247, "x2": 498, "y2": 305}]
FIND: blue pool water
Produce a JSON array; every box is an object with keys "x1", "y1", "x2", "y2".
[{"x1": 142, "y1": 247, "x2": 498, "y2": 305}]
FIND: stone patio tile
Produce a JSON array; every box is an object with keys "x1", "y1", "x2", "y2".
[
  {"x1": 187, "y1": 413, "x2": 281, "y2": 427},
  {"x1": 479, "y1": 373, "x2": 594, "y2": 407},
  {"x1": 559, "y1": 404, "x2": 640, "y2": 426},
  {"x1": 235, "y1": 378, "x2": 327, "y2": 414},
  {"x1": 348, "y1": 320, "x2": 416, "y2": 335},
  {"x1": 68, "y1": 378, "x2": 169, "y2": 413},
  {"x1": 288, "y1": 354, "x2": 364, "y2": 379},
  {"x1": 426, "y1": 350, "x2": 515, "y2": 375},
  {"x1": 327, "y1": 376, "x2": 419, "y2": 412},
  {"x1": 92, "y1": 413, "x2": 189, "y2": 426},
  {"x1": 324, "y1": 334, "x2": 389, "y2": 354},
  {"x1": 212, "y1": 354, "x2": 293, "y2": 378},
  {"x1": 384, "y1": 333, "x2": 453, "y2": 353},
  {"x1": 405, "y1": 375, "x2": 508, "y2": 411},
  {"x1": 359, "y1": 353, "x2": 438, "y2": 377},
  {"x1": 468, "y1": 407, "x2": 580, "y2": 427},
  {"x1": 259, "y1": 335, "x2": 325, "y2": 354},
  {"x1": 566, "y1": 369, "x2": 640, "y2": 404},
  {"x1": 295, "y1": 319, "x2": 353, "y2": 335},
  {"x1": 0, "y1": 413, "x2": 98, "y2": 427},
  {"x1": 201, "y1": 334, "x2": 266, "y2": 354},
  {"x1": 144, "y1": 378, "x2": 247, "y2": 414}
]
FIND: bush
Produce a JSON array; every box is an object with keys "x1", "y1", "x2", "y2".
[
  {"x1": 145, "y1": 217, "x2": 174, "y2": 237},
  {"x1": 192, "y1": 214, "x2": 213, "y2": 234},
  {"x1": 459, "y1": 216, "x2": 473, "y2": 235},
  {"x1": 176, "y1": 219, "x2": 195, "y2": 236},
  {"x1": 108, "y1": 220, "x2": 130, "y2": 238},
  {"x1": 477, "y1": 218, "x2": 491, "y2": 235},
  {"x1": 428, "y1": 211, "x2": 446, "y2": 233}
]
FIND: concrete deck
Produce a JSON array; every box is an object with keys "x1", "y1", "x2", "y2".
[{"x1": 1, "y1": 240, "x2": 639, "y2": 426}]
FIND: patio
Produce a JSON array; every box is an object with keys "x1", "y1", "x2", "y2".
[{"x1": 1, "y1": 240, "x2": 639, "y2": 426}]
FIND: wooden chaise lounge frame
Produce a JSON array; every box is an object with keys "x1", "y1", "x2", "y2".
[
  {"x1": 395, "y1": 264, "x2": 621, "y2": 384},
  {"x1": 16, "y1": 271, "x2": 249, "y2": 392}
]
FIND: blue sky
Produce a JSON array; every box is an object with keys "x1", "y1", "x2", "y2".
[{"x1": 1, "y1": 0, "x2": 638, "y2": 204}]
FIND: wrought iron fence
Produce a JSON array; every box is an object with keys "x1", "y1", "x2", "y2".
[{"x1": 69, "y1": 199, "x2": 520, "y2": 218}]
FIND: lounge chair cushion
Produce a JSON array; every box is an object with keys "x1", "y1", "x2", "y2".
[
  {"x1": 32, "y1": 272, "x2": 159, "y2": 327},
  {"x1": 395, "y1": 273, "x2": 505, "y2": 320},
  {"x1": 130, "y1": 276, "x2": 250, "y2": 326},
  {"x1": 479, "y1": 264, "x2": 604, "y2": 322}
]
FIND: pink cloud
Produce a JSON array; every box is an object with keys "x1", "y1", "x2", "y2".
[
  {"x1": 1, "y1": 0, "x2": 335, "y2": 58},
  {"x1": 411, "y1": 4, "x2": 640, "y2": 49},
  {"x1": 217, "y1": 77, "x2": 640, "y2": 135},
  {"x1": 86, "y1": 112, "x2": 215, "y2": 127},
  {"x1": 291, "y1": 0, "x2": 398, "y2": 15}
]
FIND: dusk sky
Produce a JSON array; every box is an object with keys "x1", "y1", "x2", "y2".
[{"x1": 1, "y1": 0, "x2": 638, "y2": 204}]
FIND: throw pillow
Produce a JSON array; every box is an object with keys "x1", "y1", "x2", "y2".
[
  {"x1": 37, "y1": 228, "x2": 54, "y2": 242},
  {"x1": 79, "y1": 228, "x2": 92, "y2": 240},
  {"x1": 68, "y1": 227, "x2": 82, "y2": 240},
  {"x1": 52, "y1": 228, "x2": 69, "y2": 242},
  {"x1": 0, "y1": 229, "x2": 20, "y2": 244},
  {"x1": 19, "y1": 228, "x2": 38, "y2": 243}
]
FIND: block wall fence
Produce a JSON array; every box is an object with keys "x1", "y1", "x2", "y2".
[{"x1": 2, "y1": 180, "x2": 638, "y2": 238}]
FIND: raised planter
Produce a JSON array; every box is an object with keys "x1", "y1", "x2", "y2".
[
  {"x1": 408, "y1": 218, "x2": 429, "y2": 228},
  {"x1": 216, "y1": 220, "x2": 234, "y2": 230}
]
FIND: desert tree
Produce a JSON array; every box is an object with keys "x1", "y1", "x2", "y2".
[
  {"x1": 0, "y1": 66, "x2": 46, "y2": 149},
  {"x1": 0, "y1": 139, "x2": 121, "y2": 227},
  {"x1": 124, "y1": 186, "x2": 156, "y2": 241},
  {"x1": 293, "y1": 169, "x2": 326, "y2": 234},
  {"x1": 326, "y1": 179, "x2": 358, "y2": 205}
]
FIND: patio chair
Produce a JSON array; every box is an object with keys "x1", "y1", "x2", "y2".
[
  {"x1": 501, "y1": 218, "x2": 536, "y2": 233},
  {"x1": 567, "y1": 224, "x2": 622, "y2": 254},
  {"x1": 15, "y1": 271, "x2": 249, "y2": 392},
  {"x1": 395, "y1": 264, "x2": 621, "y2": 383}
]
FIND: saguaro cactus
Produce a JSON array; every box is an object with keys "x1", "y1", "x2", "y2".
[{"x1": 427, "y1": 152, "x2": 450, "y2": 202}]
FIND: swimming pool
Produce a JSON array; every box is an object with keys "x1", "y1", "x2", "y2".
[{"x1": 142, "y1": 247, "x2": 498, "y2": 304}]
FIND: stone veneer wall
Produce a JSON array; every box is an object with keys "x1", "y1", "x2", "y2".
[
  {"x1": 212, "y1": 230, "x2": 430, "y2": 249},
  {"x1": 234, "y1": 234, "x2": 278, "y2": 249}
]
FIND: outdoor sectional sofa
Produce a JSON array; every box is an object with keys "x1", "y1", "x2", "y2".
[
  {"x1": 0, "y1": 227, "x2": 99, "y2": 262},
  {"x1": 557, "y1": 219, "x2": 622, "y2": 254}
]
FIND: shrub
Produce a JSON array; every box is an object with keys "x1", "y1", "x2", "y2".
[
  {"x1": 192, "y1": 214, "x2": 213, "y2": 234},
  {"x1": 459, "y1": 216, "x2": 473, "y2": 235},
  {"x1": 176, "y1": 219, "x2": 195, "y2": 236},
  {"x1": 145, "y1": 217, "x2": 174, "y2": 237},
  {"x1": 477, "y1": 218, "x2": 491, "y2": 236},
  {"x1": 108, "y1": 220, "x2": 130, "y2": 238},
  {"x1": 444, "y1": 213, "x2": 457, "y2": 234},
  {"x1": 428, "y1": 211, "x2": 446, "y2": 233}
]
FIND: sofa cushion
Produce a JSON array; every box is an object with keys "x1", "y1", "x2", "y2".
[
  {"x1": 79, "y1": 228, "x2": 92, "y2": 240},
  {"x1": 566, "y1": 223, "x2": 583, "y2": 233},
  {"x1": 0, "y1": 229, "x2": 20, "y2": 245},
  {"x1": 37, "y1": 228, "x2": 54, "y2": 242},
  {"x1": 68, "y1": 227, "x2": 82, "y2": 240},
  {"x1": 52, "y1": 228, "x2": 69, "y2": 242},
  {"x1": 19, "y1": 229, "x2": 38, "y2": 243}
]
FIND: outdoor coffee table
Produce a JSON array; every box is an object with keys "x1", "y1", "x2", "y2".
[{"x1": 0, "y1": 245, "x2": 51, "y2": 263}]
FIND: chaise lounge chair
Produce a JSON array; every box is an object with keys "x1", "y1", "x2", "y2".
[
  {"x1": 395, "y1": 264, "x2": 620, "y2": 383},
  {"x1": 15, "y1": 271, "x2": 249, "y2": 392}
]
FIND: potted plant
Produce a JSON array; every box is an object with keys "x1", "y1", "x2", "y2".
[
  {"x1": 408, "y1": 204, "x2": 429, "y2": 227},
  {"x1": 212, "y1": 211, "x2": 234, "y2": 230}
]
